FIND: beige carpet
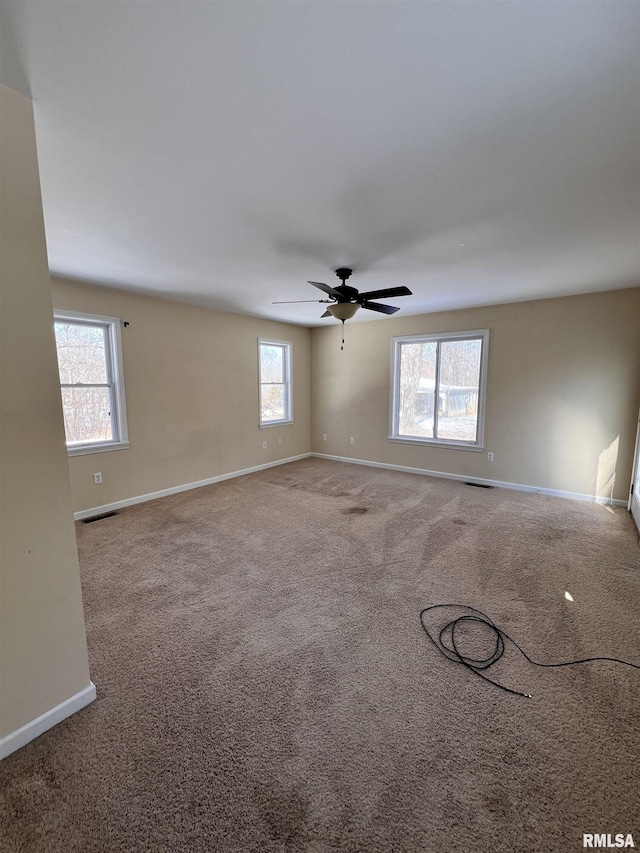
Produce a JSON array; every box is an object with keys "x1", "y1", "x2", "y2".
[{"x1": 1, "y1": 458, "x2": 639, "y2": 852}]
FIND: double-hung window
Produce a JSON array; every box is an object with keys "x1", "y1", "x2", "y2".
[
  {"x1": 390, "y1": 329, "x2": 489, "y2": 449},
  {"x1": 258, "y1": 339, "x2": 293, "y2": 427},
  {"x1": 53, "y1": 310, "x2": 129, "y2": 455}
]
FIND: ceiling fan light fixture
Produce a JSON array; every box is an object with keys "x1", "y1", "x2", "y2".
[{"x1": 327, "y1": 302, "x2": 360, "y2": 320}]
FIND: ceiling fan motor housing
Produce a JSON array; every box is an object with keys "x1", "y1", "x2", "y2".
[
  {"x1": 334, "y1": 284, "x2": 358, "y2": 301},
  {"x1": 334, "y1": 268, "x2": 356, "y2": 301}
]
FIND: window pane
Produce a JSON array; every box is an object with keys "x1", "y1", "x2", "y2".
[
  {"x1": 261, "y1": 384, "x2": 285, "y2": 422},
  {"x1": 436, "y1": 339, "x2": 482, "y2": 442},
  {"x1": 260, "y1": 345, "x2": 284, "y2": 383},
  {"x1": 61, "y1": 387, "x2": 113, "y2": 444},
  {"x1": 398, "y1": 341, "x2": 437, "y2": 437},
  {"x1": 55, "y1": 322, "x2": 108, "y2": 384}
]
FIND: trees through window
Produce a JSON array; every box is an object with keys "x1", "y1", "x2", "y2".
[
  {"x1": 259, "y1": 339, "x2": 293, "y2": 426},
  {"x1": 54, "y1": 311, "x2": 128, "y2": 454},
  {"x1": 391, "y1": 330, "x2": 489, "y2": 448}
]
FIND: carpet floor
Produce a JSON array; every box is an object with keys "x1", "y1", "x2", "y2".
[{"x1": 1, "y1": 458, "x2": 639, "y2": 852}]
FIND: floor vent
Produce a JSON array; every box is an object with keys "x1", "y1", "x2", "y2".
[
  {"x1": 465, "y1": 482, "x2": 493, "y2": 489},
  {"x1": 82, "y1": 511, "x2": 119, "y2": 524}
]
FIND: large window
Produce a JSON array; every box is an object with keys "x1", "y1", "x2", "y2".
[
  {"x1": 54, "y1": 310, "x2": 129, "y2": 455},
  {"x1": 259, "y1": 339, "x2": 293, "y2": 427},
  {"x1": 390, "y1": 330, "x2": 489, "y2": 449}
]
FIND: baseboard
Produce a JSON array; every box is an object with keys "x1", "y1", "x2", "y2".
[
  {"x1": 74, "y1": 453, "x2": 312, "y2": 520},
  {"x1": 74, "y1": 448, "x2": 626, "y2": 520},
  {"x1": 0, "y1": 682, "x2": 97, "y2": 760},
  {"x1": 310, "y1": 452, "x2": 627, "y2": 507}
]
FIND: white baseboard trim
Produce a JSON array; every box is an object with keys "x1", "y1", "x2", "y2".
[
  {"x1": 310, "y1": 452, "x2": 627, "y2": 507},
  {"x1": 74, "y1": 453, "x2": 312, "y2": 520},
  {"x1": 0, "y1": 681, "x2": 97, "y2": 760}
]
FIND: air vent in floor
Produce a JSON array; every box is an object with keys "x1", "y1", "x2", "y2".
[{"x1": 82, "y1": 511, "x2": 119, "y2": 524}]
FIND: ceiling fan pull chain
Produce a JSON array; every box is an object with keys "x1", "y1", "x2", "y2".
[{"x1": 341, "y1": 319, "x2": 345, "y2": 351}]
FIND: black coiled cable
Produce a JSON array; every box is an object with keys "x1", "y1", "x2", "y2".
[{"x1": 419, "y1": 604, "x2": 640, "y2": 698}]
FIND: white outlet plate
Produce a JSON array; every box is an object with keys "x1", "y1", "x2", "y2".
[
  {"x1": 487, "y1": 452, "x2": 494, "y2": 462},
  {"x1": 262, "y1": 441, "x2": 267, "y2": 449},
  {"x1": 322, "y1": 434, "x2": 327, "y2": 441},
  {"x1": 93, "y1": 473, "x2": 102, "y2": 484},
  {"x1": 349, "y1": 437, "x2": 355, "y2": 445}
]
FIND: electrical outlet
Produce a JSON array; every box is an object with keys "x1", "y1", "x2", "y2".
[
  {"x1": 349, "y1": 436, "x2": 355, "y2": 445},
  {"x1": 262, "y1": 441, "x2": 267, "y2": 449},
  {"x1": 486, "y1": 452, "x2": 494, "y2": 462},
  {"x1": 322, "y1": 434, "x2": 327, "y2": 442},
  {"x1": 93, "y1": 472, "x2": 102, "y2": 484},
  {"x1": 278, "y1": 438, "x2": 283, "y2": 446}
]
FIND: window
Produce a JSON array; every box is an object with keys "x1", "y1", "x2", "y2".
[
  {"x1": 258, "y1": 339, "x2": 293, "y2": 427},
  {"x1": 54, "y1": 310, "x2": 129, "y2": 455},
  {"x1": 390, "y1": 329, "x2": 489, "y2": 449}
]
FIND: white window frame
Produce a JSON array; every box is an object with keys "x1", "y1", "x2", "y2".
[
  {"x1": 258, "y1": 338, "x2": 293, "y2": 428},
  {"x1": 54, "y1": 310, "x2": 129, "y2": 456},
  {"x1": 390, "y1": 329, "x2": 489, "y2": 451}
]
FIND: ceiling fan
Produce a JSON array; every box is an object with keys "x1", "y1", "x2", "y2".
[{"x1": 274, "y1": 268, "x2": 413, "y2": 321}]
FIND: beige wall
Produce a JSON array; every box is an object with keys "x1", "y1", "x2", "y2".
[
  {"x1": 0, "y1": 87, "x2": 92, "y2": 740},
  {"x1": 311, "y1": 289, "x2": 640, "y2": 502},
  {"x1": 50, "y1": 278, "x2": 312, "y2": 513}
]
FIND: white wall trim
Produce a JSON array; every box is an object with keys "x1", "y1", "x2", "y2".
[
  {"x1": 311, "y1": 452, "x2": 627, "y2": 507},
  {"x1": 0, "y1": 682, "x2": 96, "y2": 760},
  {"x1": 73, "y1": 453, "x2": 312, "y2": 520}
]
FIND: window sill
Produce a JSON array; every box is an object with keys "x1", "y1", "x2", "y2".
[
  {"x1": 67, "y1": 441, "x2": 130, "y2": 457},
  {"x1": 259, "y1": 420, "x2": 294, "y2": 429},
  {"x1": 388, "y1": 436, "x2": 484, "y2": 452}
]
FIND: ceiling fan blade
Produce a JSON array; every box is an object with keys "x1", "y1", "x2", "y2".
[
  {"x1": 272, "y1": 299, "x2": 331, "y2": 304},
  {"x1": 362, "y1": 301, "x2": 401, "y2": 315},
  {"x1": 357, "y1": 286, "x2": 413, "y2": 301},
  {"x1": 320, "y1": 309, "x2": 332, "y2": 318},
  {"x1": 308, "y1": 280, "x2": 341, "y2": 298}
]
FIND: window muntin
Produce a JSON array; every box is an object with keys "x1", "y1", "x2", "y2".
[
  {"x1": 54, "y1": 311, "x2": 128, "y2": 454},
  {"x1": 259, "y1": 339, "x2": 293, "y2": 426},
  {"x1": 391, "y1": 330, "x2": 488, "y2": 449}
]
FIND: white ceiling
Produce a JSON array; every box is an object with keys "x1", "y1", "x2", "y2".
[{"x1": 1, "y1": 1, "x2": 639, "y2": 326}]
